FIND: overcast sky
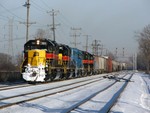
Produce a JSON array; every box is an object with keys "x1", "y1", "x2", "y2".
[{"x1": 0, "y1": 0, "x2": 150, "y2": 58}]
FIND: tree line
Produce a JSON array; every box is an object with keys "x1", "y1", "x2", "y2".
[{"x1": 136, "y1": 24, "x2": 150, "y2": 73}]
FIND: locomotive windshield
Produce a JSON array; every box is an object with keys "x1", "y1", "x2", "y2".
[
  {"x1": 83, "y1": 52, "x2": 89, "y2": 60},
  {"x1": 89, "y1": 54, "x2": 94, "y2": 60},
  {"x1": 58, "y1": 44, "x2": 71, "y2": 56},
  {"x1": 24, "y1": 39, "x2": 55, "y2": 53},
  {"x1": 25, "y1": 43, "x2": 47, "y2": 50}
]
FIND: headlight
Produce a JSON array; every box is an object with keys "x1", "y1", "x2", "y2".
[{"x1": 37, "y1": 40, "x2": 40, "y2": 45}]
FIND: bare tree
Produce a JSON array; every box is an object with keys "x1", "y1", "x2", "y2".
[
  {"x1": 35, "y1": 29, "x2": 52, "y2": 39},
  {"x1": 137, "y1": 52, "x2": 147, "y2": 70},
  {"x1": 0, "y1": 53, "x2": 16, "y2": 71},
  {"x1": 35, "y1": 29, "x2": 45, "y2": 38},
  {"x1": 108, "y1": 52, "x2": 115, "y2": 60},
  {"x1": 15, "y1": 53, "x2": 23, "y2": 71},
  {"x1": 136, "y1": 24, "x2": 150, "y2": 73}
]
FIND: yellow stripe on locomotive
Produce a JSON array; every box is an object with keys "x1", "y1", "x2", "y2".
[{"x1": 58, "y1": 53, "x2": 63, "y2": 65}]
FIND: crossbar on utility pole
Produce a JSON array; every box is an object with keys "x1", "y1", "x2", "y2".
[
  {"x1": 70, "y1": 27, "x2": 81, "y2": 48},
  {"x1": 91, "y1": 40, "x2": 101, "y2": 56},
  {"x1": 83, "y1": 35, "x2": 91, "y2": 52}
]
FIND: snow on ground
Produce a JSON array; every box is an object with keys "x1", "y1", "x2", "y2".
[
  {"x1": 0, "y1": 72, "x2": 149, "y2": 113},
  {"x1": 0, "y1": 75, "x2": 116, "y2": 113},
  {"x1": 110, "y1": 72, "x2": 150, "y2": 113}
]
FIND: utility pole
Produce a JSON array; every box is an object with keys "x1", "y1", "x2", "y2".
[
  {"x1": 123, "y1": 48, "x2": 125, "y2": 57},
  {"x1": 100, "y1": 44, "x2": 104, "y2": 56},
  {"x1": 91, "y1": 40, "x2": 101, "y2": 56},
  {"x1": 83, "y1": 35, "x2": 91, "y2": 52},
  {"x1": 133, "y1": 53, "x2": 137, "y2": 71},
  {"x1": 47, "y1": 9, "x2": 60, "y2": 41},
  {"x1": 26, "y1": 0, "x2": 29, "y2": 42},
  {"x1": 115, "y1": 48, "x2": 118, "y2": 57},
  {"x1": 4, "y1": 18, "x2": 17, "y2": 56},
  {"x1": 115, "y1": 47, "x2": 125, "y2": 58},
  {"x1": 8, "y1": 18, "x2": 13, "y2": 56},
  {"x1": 70, "y1": 27, "x2": 81, "y2": 48},
  {"x1": 20, "y1": 0, "x2": 36, "y2": 42}
]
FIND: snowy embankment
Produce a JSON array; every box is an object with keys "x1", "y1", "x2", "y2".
[{"x1": 110, "y1": 72, "x2": 150, "y2": 113}]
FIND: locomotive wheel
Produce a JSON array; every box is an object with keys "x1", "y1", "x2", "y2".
[
  {"x1": 59, "y1": 70, "x2": 64, "y2": 79},
  {"x1": 65, "y1": 72, "x2": 70, "y2": 79},
  {"x1": 88, "y1": 72, "x2": 92, "y2": 76},
  {"x1": 77, "y1": 70, "x2": 82, "y2": 78},
  {"x1": 84, "y1": 71, "x2": 88, "y2": 76},
  {"x1": 44, "y1": 74, "x2": 50, "y2": 81},
  {"x1": 72, "y1": 70, "x2": 76, "y2": 78},
  {"x1": 50, "y1": 75, "x2": 55, "y2": 81},
  {"x1": 50, "y1": 70, "x2": 57, "y2": 81}
]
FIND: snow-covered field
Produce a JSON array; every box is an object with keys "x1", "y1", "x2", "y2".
[{"x1": 0, "y1": 71, "x2": 149, "y2": 113}]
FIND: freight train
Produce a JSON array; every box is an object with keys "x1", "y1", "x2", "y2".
[{"x1": 21, "y1": 38, "x2": 126, "y2": 82}]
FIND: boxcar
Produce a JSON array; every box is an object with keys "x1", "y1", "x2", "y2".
[
  {"x1": 103, "y1": 56, "x2": 112, "y2": 73},
  {"x1": 94, "y1": 56, "x2": 105, "y2": 74},
  {"x1": 112, "y1": 60, "x2": 120, "y2": 72}
]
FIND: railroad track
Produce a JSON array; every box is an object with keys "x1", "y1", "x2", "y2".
[
  {"x1": 68, "y1": 73, "x2": 134, "y2": 113},
  {"x1": 0, "y1": 73, "x2": 115, "y2": 109},
  {"x1": 0, "y1": 82, "x2": 31, "y2": 91},
  {"x1": 0, "y1": 72, "x2": 130, "y2": 111},
  {"x1": 0, "y1": 71, "x2": 120, "y2": 91}
]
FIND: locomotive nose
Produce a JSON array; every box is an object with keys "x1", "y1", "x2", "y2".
[
  {"x1": 28, "y1": 50, "x2": 46, "y2": 67},
  {"x1": 22, "y1": 50, "x2": 47, "y2": 82}
]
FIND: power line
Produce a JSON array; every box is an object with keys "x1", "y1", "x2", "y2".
[
  {"x1": 30, "y1": 0, "x2": 47, "y2": 12},
  {"x1": 58, "y1": 12, "x2": 75, "y2": 28},
  {"x1": 0, "y1": 6, "x2": 23, "y2": 14},
  {"x1": 0, "y1": 37, "x2": 24, "y2": 42},
  {"x1": 0, "y1": 3, "x2": 25, "y2": 21},
  {"x1": 40, "y1": 0, "x2": 53, "y2": 9},
  {"x1": 0, "y1": 15, "x2": 23, "y2": 23}
]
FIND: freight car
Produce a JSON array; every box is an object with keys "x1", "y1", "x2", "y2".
[
  {"x1": 94, "y1": 56, "x2": 106, "y2": 74},
  {"x1": 21, "y1": 38, "x2": 125, "y2": 82}
]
